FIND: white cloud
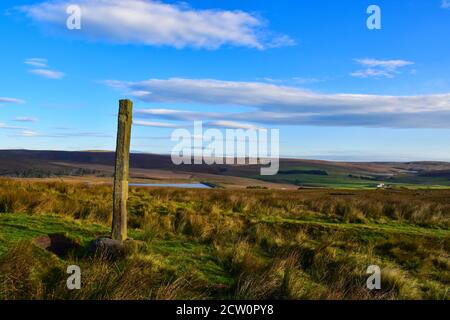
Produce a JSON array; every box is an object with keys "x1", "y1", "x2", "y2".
[
  {"x1": 18, "y1": 130, "x2": 39, "y2": 137},
  {"x1": 351, "y1": 68, "x2": 393, "y2": 78},
  {"x1": 0, "y1": 122, "x2": 25, "y2": 130},
  {"x1": 20, "y1": 0, "x2": 294, "y2": 49},
  {"x1": 351, "y1": 58, "x2": 414, "y2": 78},
  {"x1": 133, "y1": 118, "x2": 258, "y2": 130},
  {"x1": 49, "y1": 131, "x2": 111, "y2": 138},
  {"x1": 206, "y1": 120, "x2": 260, "y2": 130},
  {"x1": 111, "y1": 78, "x2": 450, "y2": 114},
  {"x1": 24, "y1": 58, "x2": 48, "y2": 68},
  {"x1": 355, "y1": 59, "x2": 414, "y2": 69},
  {"x1": 14, "y1": 117, "x2": 39, "y2": 123},
  {"x1": 13, "y1": 131, "x2": 112, "y2": 138},
  {"x1": 134, "y1": 120, "x2": 180, "y2": 128},
  {"x1": 259, "y1": 77, "x2": 324, "y2": 85},
  {"x1": 0, "y1": 97, "x2": 25, "y2": 104},
  {"x1": 264, "y1": 34, "x2": 296, "y2": 49},
  {"x1": 442, "y1": 0, "x2": 450, "y2": 9},
  {"x1": 30, "y1": 68, "x2": 65, "y2": 79},
  {"x1": 292, "y1": 77, "x2": 323, "y2": 85},
  {"x1": 25, "y1": 58, "x2": 65, "y2": 79},
  {"x1": 107, "y1": 77, "x2": 450, "y2": 128}
]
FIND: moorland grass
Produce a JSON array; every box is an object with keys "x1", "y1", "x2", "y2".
[{"x1": 0, "y1": 179, "x2": 448, "y2": 300}]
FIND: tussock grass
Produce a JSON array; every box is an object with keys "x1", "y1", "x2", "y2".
[{"x1": 0, "y1": 179, "x2": 449, "y2": 300}]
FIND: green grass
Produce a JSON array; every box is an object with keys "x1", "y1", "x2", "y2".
[
  {"x1": 0, "y1": 214, "x2": 108, "y2": 255},
  {"x1": 0, "y1": 180, "x2": 449, "y2": 300},
  {"x1": 149, "y1": 238, "x2": 233, "y2": 287},
  {"x1": 258, "y1": 215, "x2": 450, "y2": 238},
  {"x1": 0, "y1": 212, "x2": 234, "y2": 298}
]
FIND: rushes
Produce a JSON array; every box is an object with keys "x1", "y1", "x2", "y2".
[
  {"x1": 0, "y1": 241, "x2": 45, "y2": 300},
  {"x1": 0, "y1": 179, "x2": 449, "y2": 300},
  {"x1": 1, "y1": 179, "x2": 449, "y2": 227},
  {"x1": 0, "y1": 180, "x2": 112, "y2": 223}
]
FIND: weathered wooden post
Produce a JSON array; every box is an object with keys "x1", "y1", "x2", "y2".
[{"x1": 111, "y1": 99, "x2": 133, "y2": 241}]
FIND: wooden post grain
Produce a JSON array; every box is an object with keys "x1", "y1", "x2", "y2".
[{"x1": 111, "y1": 99, "x2": 133, "y2": 241}]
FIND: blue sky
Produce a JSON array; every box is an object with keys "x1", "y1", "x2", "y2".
[{"x1": 1, "y1": 0, "x2": 450, "y2": 161}]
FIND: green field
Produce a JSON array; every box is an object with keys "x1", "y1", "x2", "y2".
[{"x1": 258, "y1": 164, "x2": 450, "y2": 189}]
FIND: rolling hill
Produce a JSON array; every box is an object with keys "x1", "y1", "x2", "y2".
[{"x1": 1, "y1": 149, "x2": 450, "y2": 189}]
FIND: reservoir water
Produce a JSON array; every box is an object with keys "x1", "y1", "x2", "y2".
[{"x1": 129, "y1": 183, "x2": 213, "y2": 189}]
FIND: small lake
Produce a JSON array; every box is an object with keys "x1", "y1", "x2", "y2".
[{"x1": 129, "y1": 183, "x2": 213, "y2": 189}]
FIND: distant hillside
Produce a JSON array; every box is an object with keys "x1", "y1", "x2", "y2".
[{"x1": 1, "y1": 149, "x2": 450, "y2": 188}]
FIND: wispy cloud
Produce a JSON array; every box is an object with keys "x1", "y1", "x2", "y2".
[
  {"x1": 351, "y1": 58, "x2": 414, "y2": 78},
  {"x1": 0, "y1": 97, "x2": 25, "y2": 104},
  {"x1": 24, "y1": 57, "x2": 48, "y2": 68},
  {"x1": 0, "y1": 122, "x2": 25, "y2": 130},
  {"x1": 134, "y1": 120, "x2": 181, "y2": 128},
  {"x1": 136, "y1": 108, "x2": 223, "y2": 122},
  {"x1": 25, "y1": 58, "x2": 65, "y2": 79},
  {"x1": 442, "y1": 0, "x2": 450, "y2": 9},
  {"x1": 355, "y1": 59, "x2": 414, "y2": 69},
  {"x1": 14, "y1": 117, "x2": 38, "y2": 123},
  {"x1": 107, "y1": 77, "x2": 450, "y2": 128},
  {"x1": 133, "y1": 119, "x2": 259, "y2": 130},
  {"x1": 259, "y1": 77, "x2": 324, "y2": 86},
  {"x1": 12, "y1": 130, "x2": 112, "y2": 138},
  {"x1": 46, "y1": 131, "x2": 112, "y2": 138},
  {"x1": 206, "y1": 120, "x2": 260, "y2": 130},
  {"x1": 292, "y1": 77, "x2": 324, "y2": 85},
  {"x1": 30, "y1": 68, "x2": 65, "y2": 79},
  {"x1": 20, "y1": 0, "x2": 294, "y2": 49},
  {"x1": 16, "y1": 130, "x2": 39, "y2": 137}
]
